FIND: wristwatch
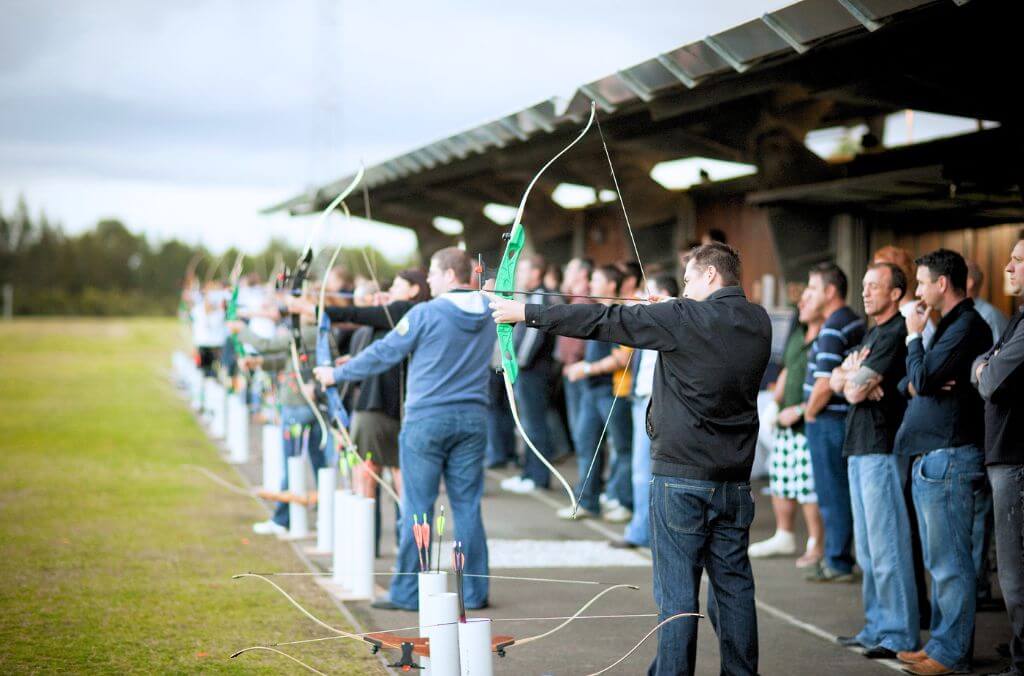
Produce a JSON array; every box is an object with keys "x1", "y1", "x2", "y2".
[
  {"x1": 905, "y1": 332, "x2": 921, "y2": 346},
  {"x1": 583, "y1": 362, "x2": 593, "y2": 376}
]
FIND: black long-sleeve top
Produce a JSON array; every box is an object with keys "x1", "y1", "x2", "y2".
[
  {"x1": 524, "y1": 286, "x2": 772, "y2": 481},
  {"x1": 324, "y1": 301, "x2": 417, "y2": 420},
  {"x1": 972, "y1": 305, "x2": 1024, "y2": 464},
  {"x1": 893, "y1": 298, "x2": 992, "y2": 456}
]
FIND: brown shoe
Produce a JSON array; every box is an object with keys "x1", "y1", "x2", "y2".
[
  {"x1": 898, "y1": 650, "x2": 930, "y2": 664},
  {"x1": 901, "y1": 657, "x2": 957, "y2": 675}
]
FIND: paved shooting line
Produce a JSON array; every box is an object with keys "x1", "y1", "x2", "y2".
[{"x1": 489, "y1": 466, "x2": 906, "y2": 673}]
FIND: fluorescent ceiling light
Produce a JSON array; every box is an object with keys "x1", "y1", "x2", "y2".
[
  {"x1": 598, "y1": 189, "x2": 617, "y2": 203},
  {"x1": 551, "y1": 183, "x2": 597, "y2": 209},
  {"x1": 649, "y1": 157, "x2": 757, "y2": 190},
  {"x1": 483, "y1": 203, "x2": 517, "y2": 225},
  {"x1": 432, "y1": 216, "x2": 464, "y2": 235}
]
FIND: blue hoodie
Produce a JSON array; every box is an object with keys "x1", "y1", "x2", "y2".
[{"x1": 332, "y1": 291, "x2": 495, "y2": 422}]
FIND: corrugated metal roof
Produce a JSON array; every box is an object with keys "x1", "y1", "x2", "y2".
[{"x1": 264, "y1": 0, "x2": 965, "y2": 215}]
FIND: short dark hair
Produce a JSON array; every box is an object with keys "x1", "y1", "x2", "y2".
[
  {"x1": 915, "y1": 248, "x2": 967, "y2": 295},
  {"x1": 653, "y1": 273, "x2": 679, "y2": 298},
  {"x1": 431, "y1": 247, "x2": 473, "y2": 284},
  {"x1": 689, "y1": 242, "x2": 741, "y2": 287},
  {"x1": 867, "y1": 262, "x2": 907, "y2": 301},
  {"x1": 706, "y1": 228, "x2": 728, "y2": 244},
  {"x1": 620, "y1": 261, "x2": 642, "y2": 284},
  {"x1": 809, "y1": 262, "x2": 848, "y2": 300},
  {"x1": 593, "y1": 264, "x2": 625, "y2": 293}
]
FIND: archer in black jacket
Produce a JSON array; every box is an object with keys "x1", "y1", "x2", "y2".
[{"x1": 489, "y1": 243, "x2": 770, "y2": 676}]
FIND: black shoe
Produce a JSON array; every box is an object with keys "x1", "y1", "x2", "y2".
[
  {"x1": 370, "y1": 598, "x2": 413, "y2": 611},
  {"x1": 995, "y1": 643, "x2": 1010, "y2": 659},
  {"x1": 609, "y1": 539, "x2": 638, "y2": 550},
  {"x1": 485, "y1": 461, "x2": 508, "y2": 470},
  {"x1": 864, "y1": 647, "x2": 898, "y2": 659},
  {"x1": 837, "y1": 636, "x2": 864, "y2": 648},
  {"x1": 981, "y1": 666, "x2": 1021, "y2": 676}
]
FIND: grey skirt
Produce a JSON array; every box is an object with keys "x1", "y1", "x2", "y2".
[{"x1": 350, "y1": 410, "x2": 400, "y2": 468}]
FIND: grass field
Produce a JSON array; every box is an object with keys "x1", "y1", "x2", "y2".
[{"x1": 0, "y1": 319, "x2": 384, "y2": 675}]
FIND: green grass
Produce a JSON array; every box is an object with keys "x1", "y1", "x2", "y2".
[{"x1": 0, "y1": 319, "x2": 384, "y2": 675}]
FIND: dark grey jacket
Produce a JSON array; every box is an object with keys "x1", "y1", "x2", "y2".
[
  {"x1": 972, "y1": 305, "x2": 1024, "y2": 464},
  {"x1": 525, "y1": 286, "x2": 771, "y2": 481}
]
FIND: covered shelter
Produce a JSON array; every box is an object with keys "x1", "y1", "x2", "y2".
[{"x1": 266, "y1": 0, "x2": 1023, "y2": 315}]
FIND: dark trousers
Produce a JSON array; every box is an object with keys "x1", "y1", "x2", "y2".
[
  {"x1": 648, "y1": 475, "x2": 758, "y2": 676},
  {"x1": 485, "y1": 370, "x2": 515, "y2": 468},
  {"x1": 514, "y1": 367, "x2": 552, "y2": 487},
  {"x1": 989, "y1": 464, "x2": 1024, "y2": 675}
]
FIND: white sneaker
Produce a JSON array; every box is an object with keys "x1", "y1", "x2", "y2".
[
  {"x1": 602, "y1": 497, "x2": 622, "y2": 512},
  {"x1": 500, "y1": 476, "x2": 524, "y2": 491},
  {"x1": 748, "y1": 530, "x2": 797, "y2": 558},
  {"x1": 599, "y1": 493, "x2": 611, "y2": 507},
  {"x1": 557, "y1": 505, "x2": 596, "y2": 520},
  {"x1": 253, "y1": 519, "x2": 287, "y2": 536},
  {"x1": 603, "y1": 505, "x2": 632, "y2": 523},
  {"x1": 504, "y1": 477, "x2": 537, "y2": 494}
]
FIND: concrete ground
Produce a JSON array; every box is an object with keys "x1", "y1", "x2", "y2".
[{"x1": 235, "y1": 439, "x2": 1013, "y2": 676}]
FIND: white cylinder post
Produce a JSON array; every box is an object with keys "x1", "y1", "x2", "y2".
[
  {"x1": 189, "y1": 366, "x2": 202, "y2": 410},
  {"x1": 349, "y1": 497, "x2": 375, "y2": 599},
  {"x1": 208, "y1": 381, "x2": 227, "y2": 439},
  {"x1": 418, "y1": 572, "x2": 449, "y2": 676},
  {"x1": 287, "y1": 456, "x2": 307, "y2": 537},
  {"x1": 261, "y1": 425, "x2": 284, "y2": 493},
  {"x1": 458, "y1": 619, "x2": 493, "y2": 676},
  {"x1": 227, "y1": 394, "x2": 249, "y2": 463},
  {"x1": 424, "y1": 592, "x2": 461, "y2": 676},
  {"x1": 333, "y1": 491, "x2": 356, "y2": 588},
  {"x1": 315, "y1": 468, "x2": 338, "y2": 553}
]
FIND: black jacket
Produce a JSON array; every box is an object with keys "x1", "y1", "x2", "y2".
[
  {"x1": 525, "y1": 286, "x2": 771, "y2": 481},
  {"x1": 893, "y1": 298, "x2": 993, "y2": 456},
  {"x1": 973, "y1": 305, "x2": 1024, "y2": 465}
]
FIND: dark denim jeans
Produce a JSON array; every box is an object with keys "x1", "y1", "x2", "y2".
[
  {"x1": 623, "y1": 396, "x2": 652, "y2": 547},
  {"x1": 389, "y1": 410, "x2": 489, "y2": 609},
  {"x1": 563, "y1": 376, "x2": 586, "y2": 452},
  {"x1": 806, "y1": 415, "x2": 855, "y2": 573},
  {"x1": 912, "y1": 445, "x2": 985, "y2": 670},
  {"x1": 272, "y1": 405, "x2": 329, "y2": 528},
  {"x1": 988, "y1": 464, "x2": 1024, "y2": 675},
  {"x1": 485, "y1": 371, "x2": 515, "y2": 468},
  {"x1": 848, "y1": 454, "x2": 919, "y2": 652},
  {"x1": 569, "y1": 388, "x2": 631, "y2": 513},
  {"x1": 514, "y1": 367, "x2": 552, "y2": 488},
  {"x1": 648, "y1": 475, "x2": 758, "y2": 676}
]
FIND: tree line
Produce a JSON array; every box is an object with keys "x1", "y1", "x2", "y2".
[{"x1": 0, "y1": 195, "x2": 411, "y2": 316}]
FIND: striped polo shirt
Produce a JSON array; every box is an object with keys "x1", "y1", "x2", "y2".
[{"x1": 803, "y1": 305, "x2": 865, "y2": 417}]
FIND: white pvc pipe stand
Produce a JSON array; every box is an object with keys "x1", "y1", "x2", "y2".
[
  {"x1": 227, "y1": 394, "x2": 249, "y2": 463},
  {"x1": 458, "y1": 618, "x2": 493, "y2": 676},
  {"x1": 424, "y1": 592, "x2": 460, "y2": 676},
  {"x1": 349, "y1": 496, "x2": 375, "y2": 599},
  {"x1": 333, "y1": 491, "x2": 356, "y2": 589},
  {"x1": 261, "y1": 425, "x2": 283, "y2": 493},
  {"x1": 286, "y1": 456, "x2": 307, "y2": 537},
  {"x1": 418, "y1": 572, "x2": 449, "y2": 676},
  {"x1": 315, "y1": 468, "x2": 337, "y2": 553},
  {"x1": 189, "y1": 366, "x2": 202, "y2": 411}
]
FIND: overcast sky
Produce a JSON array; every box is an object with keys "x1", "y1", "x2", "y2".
[{"x1": 2, "y1": 0, "x2": 821, "y2": 258}]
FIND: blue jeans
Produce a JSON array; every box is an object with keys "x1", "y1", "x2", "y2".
[
  {"x1": 563, "y1": 376, "x2": 586, "y2": 453},
  {"x1": 648, "y1": 476, "x2": 758, "y2": 676},
  {"x1": 570, "y1": 388, "x2": 630, "y2": 514},
  {"x1": 514, "y1": 368, "x2": 552, "y2": 488},
  {"x1": 273, "y1": 405, "x2": 330, "y2": 527},
  {"x1": 912, "y1": 445, "x2": 985, "y2": 670},
  {"x1": 972, "y1": 478, "x2": 994, "y2": 600},
  {"x1": 389, "y1": 410, "x2": 489, "y2": 609},
  {"x1": 806, "y1": 416, "x2": 854, "y2": 573},
  {"x1": 988, "y1": 465, "x2": 1024, "y2": 675},
  {"x1": 606, "y1": 397, "x2": 633, "y2": 510},
  {"x1": 485, "y1": 371, "x2": 515, "y2": 468},
  {"x1": 624, "y1": 396, "x2": 651, "y2": 546},
  {"x1": 848, "y1": 454, "x2": 919, "y2": 652}
]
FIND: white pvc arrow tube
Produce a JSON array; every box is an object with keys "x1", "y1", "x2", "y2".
[
  {"x1": 424, "y1": 592, "x2": 461, "y2": 676},
  {"x1": 458, "y1": 618, "x2": 493, "y2": 676},
  {"x1": 315, "y1": 468, "x2": 337, "y2": 553}
]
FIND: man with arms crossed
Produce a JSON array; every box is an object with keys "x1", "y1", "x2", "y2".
[
  {"x1": 829, "y1": 262, "x2": 918, "y2": 659},
  {"x1": 972, "y1": 239, "x2": 1024, "y2": 676},
  {"x1": 489, "y1": 243, "x2": 771, "y2": 676}
]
